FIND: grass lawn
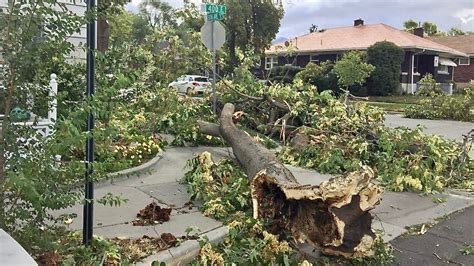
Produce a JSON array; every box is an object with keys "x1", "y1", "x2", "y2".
[
  {"x1": 366, "y1": 101, "x2": 411, "y2": 113},
  {"x1": 366, "y1": 95, "x2": 474, "y2": 113}
]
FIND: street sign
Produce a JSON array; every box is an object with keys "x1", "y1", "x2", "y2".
[
  {"x1": 200, "y1": 21, "x2": 226, "y2": 51},
  {"x1": 205, "y1": 3, "x2": 226, "y2": 14},
  {"x1": 207, "y1": 12, "x2": 224, "y2": 21}
]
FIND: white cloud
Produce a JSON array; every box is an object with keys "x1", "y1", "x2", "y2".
[{"x1": 455, "y1": 8, "x2": 474, "y2": 24}]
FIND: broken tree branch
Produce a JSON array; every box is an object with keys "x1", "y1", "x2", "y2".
[{"x1": 206, "y1": 103, "x2": 381, "y2": 258}]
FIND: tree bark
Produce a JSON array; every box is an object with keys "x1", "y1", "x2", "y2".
[{"x1": 204, "y1": 103, "x2": 381, "y2": 258}]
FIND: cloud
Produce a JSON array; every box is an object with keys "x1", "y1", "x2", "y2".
[
  {"x1": 126, "y1": 0, "x2": 474, "y2": 38},
  {"x1": 455, "y1": 8, "x2": 474, "y2": 24},
  {"x1": 277, "y1": 0, "x2": 474, "y2": 38}
]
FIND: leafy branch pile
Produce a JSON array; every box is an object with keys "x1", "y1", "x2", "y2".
[
  {"x1": 183, "y1": 152, "x2": 251, "y2": 220},
  {"x1": 405, "y1": 85, "x2": 474, "y2": 122},
  {"x1": 216, "y1": 62, "x2": 472, "y2": 193}
]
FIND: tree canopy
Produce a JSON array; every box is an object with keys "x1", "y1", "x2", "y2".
[
  {"x1": 221, "y1": 0, "x2": 284, "y2": 70},
  {"x1": 333, "y1": 51, "x2": 374, "y2": 89},
  {"x1": 403, "y1": 19, "x2": 473, "y2": 36},
  {"x1": 367, "y1": 41, "x2": 405, "y2": 96}
]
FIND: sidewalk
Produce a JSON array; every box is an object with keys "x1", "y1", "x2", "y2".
[
  {"x1": 57, "y1": 146, "x2": 473, "y2": 263},
  {"x1": 391, "y1": 206, "x2": 473, "y2": 265},
  {"x1": 58, "y1": 146, "x2": 233, "y2": 239}
]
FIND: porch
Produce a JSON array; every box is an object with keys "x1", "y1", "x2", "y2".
[{"x1": 400, "y1": 51, "x2": 457, "y2": 95}]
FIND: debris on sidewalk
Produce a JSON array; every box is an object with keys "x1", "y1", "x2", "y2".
[
  {"x1": 132, "y1": 202, "x2": 172, "y2": 226},
  {"x1": 112, "y1": 234, "x2": 179, "y2": 262}
]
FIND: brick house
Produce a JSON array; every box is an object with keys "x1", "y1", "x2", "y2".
[
  {"x1": 428, "y1": 35, "x2": 474, "y2": 86},
  {"x1": 264, "y1": 19, "x2": 468, "y2": 94}
]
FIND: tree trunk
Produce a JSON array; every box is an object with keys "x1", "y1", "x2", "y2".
[
  {"x1": 204, "y1": 103, "x2": 381, "y2": 258},
  {"x1": 97, "y1": 18, "x2": 109, "y2": 52}
]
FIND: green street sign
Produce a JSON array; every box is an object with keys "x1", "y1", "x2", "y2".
[
  {"x1": 207, "y1": 12, "x2": 225, "y2": 21},
  {"x1": 205, "y1": 3, "x2": 226, "y2": 15}
]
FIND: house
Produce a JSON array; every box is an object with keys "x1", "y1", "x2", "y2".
[
  {"x1": 0, "y1": 0, "x2": 87, "y2": 61},
  {"x1": 428, "y1": 35, "x2": 474, "y2": 86},
  {"x1": 265, "y1": 19, "x2": 468, "y2": 94}
]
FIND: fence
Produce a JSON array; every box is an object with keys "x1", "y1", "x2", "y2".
[
  {"x1": 10, "y1": 73, "x2": 58, "y2": 137},
  {"x1": 400, "y1": 82, "x2": 453, "y2": 95}
]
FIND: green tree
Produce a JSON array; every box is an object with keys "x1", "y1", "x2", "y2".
[
  {"x1": 447, "y1": 27, "x2": 466, "y2": 36},
  {"x1": 139, "y1": 0, "x2": 177, "y2": 30},
  {"x1": 97, "y1": 0, "x2": 132, "y2": 51},
  {"x1": 0, "y1": 0, "x2": 84, "y2": 243},
  {"x1": 294, "y1": 61, "x2": 338, "y2": 93},
  {"x1": 221, "y1": 0, "x2": 284, "y2": 70},
  {"x1": 403, "y1": 19, "x2": 443, "y2": 36},
  {"x1": 333, "y1": 51, "x2": 375, "y2": 89},
  {"x1": 367, "y1": 41, "x2": 405, "y2": 96},
  {"x1": 403, "y1": 19, "x2": 419, "y2": 32},
  {"x1": 108, "y1": 9, "x2": 135, "y2": 47},
  {"x1": 0, "y1": 0, "x2": 83, "y2": 180}
]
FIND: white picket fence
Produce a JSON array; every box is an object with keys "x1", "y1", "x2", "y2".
[{"x1": 11, "y1": 73, "x2": 58, "y2": 137}]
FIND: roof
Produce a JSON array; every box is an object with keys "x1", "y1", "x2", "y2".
[
  {"x1": 428, "y1": 35, "x2": 474, "y2": 55},
  {"x1": 267, "y1": 23, "x2": 467, "y2": 57}
]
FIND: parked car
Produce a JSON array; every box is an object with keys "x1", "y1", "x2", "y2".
[{"x1": 168, "y1": 75, "x2": 211, "y2": 96}]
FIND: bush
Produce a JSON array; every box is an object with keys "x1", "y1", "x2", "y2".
[
  {"x1": 333, "y1": 51, "x2": 374, "y2": 89},
  {"x1": 367, "y1": 41, "x2": 405, "y2": 95},
  {"x1": 416, "y1": 74, "x2": 444, "y2": 96},
  {"x1": 294, "y1": 61, "x2": 339, "y2": 94},
  {"x1": 405, "y1": 87, "x2": 473, "y2": 122}
]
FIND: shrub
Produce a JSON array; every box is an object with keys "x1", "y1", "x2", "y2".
[
  {"x1": 416, "y1": 74, "x2": 444, "y2": 96},
  {"x1": 294, "y1": 61, "x2": 339, "y2": 94},
  {"x1": 405, "y1": 87, "x2": 473, "y2": 122},
  {"x1": 367, "y1": 41, "x2": 405, "y2": 95},
  {"x1": 333, "y1": 51, "x2": 375, "y2": 90}
]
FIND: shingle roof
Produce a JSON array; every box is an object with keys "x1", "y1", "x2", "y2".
[
  {"x1": 267, "y1": 23, "x2": 467, "y2": 57},
  {"x1": 428, "y1": 35, "x2": 474, "y2": 55}
]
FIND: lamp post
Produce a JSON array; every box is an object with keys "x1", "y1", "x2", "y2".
[{"x1": 83, "y1": 0, "x2": 96, "y2": 245}]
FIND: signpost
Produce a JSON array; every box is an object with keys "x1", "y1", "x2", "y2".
[
  {"x1": 200, "y1": 3, "x2": 226, "y2": 114},
  {"x1": 83, "y1": 0, "x2": 96, "y2": 246}
]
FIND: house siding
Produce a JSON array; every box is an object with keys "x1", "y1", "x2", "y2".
[
  {"x1": 454, "y1": 56, "x2": 474, "y2": 83},
  {"x1": 0, "y1": 0, "x2": 86, "y2": 61}
]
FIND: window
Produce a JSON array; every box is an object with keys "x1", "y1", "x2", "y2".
[
  {"x1": 194, "y1": 77, "x2": 209, "y2": 82},
  {"x1": 265, "y1": 57, "x2": 278, "y2": 70},
  {"x1": 459, "y1": 57, "x2": 470, "y2": 66},
  {"x1": 310, "y1": 55, "x2": 319, "y2": 63},
  {"x1": 437, "y1": 65, "x2": 449, "y2": 74}
]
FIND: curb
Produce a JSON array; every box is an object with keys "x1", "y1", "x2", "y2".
[
  {"x1": 138, "y1": 226, "x2": 229, "y2": 266},
  {"x1": 95, "y1": 152, "x2": 163, "y2": 188}
]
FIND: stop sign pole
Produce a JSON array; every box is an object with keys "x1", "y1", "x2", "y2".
[
  {"x1": 201, "y1": 3, "x2": 226, "y2": 114},
  {"x1": 211, "y1": 22, "x2": 217, "y2": 113},
  {"x1": 83, "y1": 0, "x2": 95, "y2": 245}
]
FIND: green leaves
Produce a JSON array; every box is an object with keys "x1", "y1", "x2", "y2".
[
  {"x1": 184, "y1": 152, "x2": 250, "y2": 220},
  {"x1": 333, "y1": 50, "x2": 375, "y2": 89},
  {"x1": 405, "y1": 86, "x2": 473, "y2": 122},
  {"x1": 367, "y1": 41, "x2": 405, "y2": 95}
]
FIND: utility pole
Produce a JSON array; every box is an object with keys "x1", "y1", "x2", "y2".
[{"x1": 83, "y1": 0, "x2": 96, "y2": 245}]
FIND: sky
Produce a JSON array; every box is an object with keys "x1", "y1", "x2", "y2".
[{"x1": 127, "y1": 0, "x2": 474, "y2": 40}]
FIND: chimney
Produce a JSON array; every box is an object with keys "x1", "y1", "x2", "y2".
[
  {"x1": 354, "y1": 18, "x2": 364, "y2": 26},
  {"x1": 413, "y1": 27, "x2": 424, "y2": 37}
]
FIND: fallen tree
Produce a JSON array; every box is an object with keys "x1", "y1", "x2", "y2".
[{"x1": 199, "y1": 103, "x2": 382, "y2": 258}]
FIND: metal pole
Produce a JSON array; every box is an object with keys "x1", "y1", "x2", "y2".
[
  {"x1": 211, "y1": 21, "x2": 217, "y2": 114},
  {"x1": 83, "y1": 0, "x2": 95, "y2": 246}
]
